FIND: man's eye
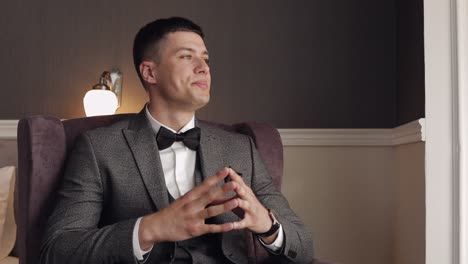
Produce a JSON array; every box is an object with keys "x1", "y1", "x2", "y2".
[
  {"x1": 204, "y1": 58, "x2": 210, "y2": 65},
  {"x1": 181, "y1": 55, "x2": 192, "y2": 59}
]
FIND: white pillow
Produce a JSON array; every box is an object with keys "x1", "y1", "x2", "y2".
[{"x1": 0, "y1": 166, "x2": 16, "y2": 260}]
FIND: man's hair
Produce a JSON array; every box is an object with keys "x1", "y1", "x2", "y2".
[{"x1": 133, "y1": 17, "x2": 205, "y2": 86}]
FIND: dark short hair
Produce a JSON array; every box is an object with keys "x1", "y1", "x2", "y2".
[{"x1": 133, "y1": 17, "x2": 204, "y2": 86}]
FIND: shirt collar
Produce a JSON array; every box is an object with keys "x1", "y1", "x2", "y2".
[{"x1": 145, "y1": 104, "x2": 195, "y2": 134}]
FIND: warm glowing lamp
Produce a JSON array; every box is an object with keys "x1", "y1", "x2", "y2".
[{"x1": 83, "y1": 70, "x2": 122, "y2": 117}]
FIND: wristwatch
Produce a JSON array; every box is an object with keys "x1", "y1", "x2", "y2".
[{"x1": 253, "y1": 209, "x2": 281, "y2": 237}]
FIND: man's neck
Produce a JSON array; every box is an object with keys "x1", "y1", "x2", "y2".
[{"x1": 147, "y1": 103, "x2": 195, "y2": 132}]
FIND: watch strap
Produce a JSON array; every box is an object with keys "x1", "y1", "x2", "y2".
[{"x1": 253, "y1": 209, "x2": 280, "y2": 237}]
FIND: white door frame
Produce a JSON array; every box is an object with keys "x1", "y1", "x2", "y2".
[
  {"x1": 424, "y1": 0, "x2": 467, "y2": 263},
  {"x1": 456, "y1": 0, "x2": 468, "y2": 263}
]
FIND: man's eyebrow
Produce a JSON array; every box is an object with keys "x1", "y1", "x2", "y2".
[{"x1": 175, "y1": 47, "x2": 209, "y2": 56}]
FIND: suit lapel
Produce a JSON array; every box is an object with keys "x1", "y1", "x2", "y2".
[
  {"x1": 197, "y1": 121, "x2": 240, "y2": 225},
  {"x1": 122, "y1": 109, "x2": 169, "y2": 210},
  {"x1": 197, "y1": 121, "x2": 226, "y2": 184}
]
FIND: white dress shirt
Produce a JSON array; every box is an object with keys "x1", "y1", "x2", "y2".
[{"x1": 132, "y1": 106, "x2": 283, "y2": 260}]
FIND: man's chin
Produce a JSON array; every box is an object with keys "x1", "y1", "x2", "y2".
[
  {"x1": 192, "y1": 96, "x2": 210, "y2": 111},
  {"x1": 196, "y1": 97, "x2": 210, "y2": 108}
]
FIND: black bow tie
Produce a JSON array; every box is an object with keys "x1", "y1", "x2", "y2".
[{"x1": 156, "y1": 126, "x2": 201, "y2": 150}]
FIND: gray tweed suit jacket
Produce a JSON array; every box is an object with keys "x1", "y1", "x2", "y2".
[{"x1": 39, "y1": 109, "x2": 313, "y2": 264}]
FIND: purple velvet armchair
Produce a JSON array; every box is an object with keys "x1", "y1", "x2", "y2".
[{"x1": 16, "y1": 114, "x2": 327, "y2": 264}]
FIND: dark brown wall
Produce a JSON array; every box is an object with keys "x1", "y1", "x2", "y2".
[
  {"x1": 0, "y1": 0, "x2": 401, "y2": 128},
  {"x1": 396, "y1": 0, "x2": 425, "y2": 125}
]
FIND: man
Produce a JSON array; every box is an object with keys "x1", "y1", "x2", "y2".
[{"x1": 39, "y1": 17, "x2": 313, "y2": 263}]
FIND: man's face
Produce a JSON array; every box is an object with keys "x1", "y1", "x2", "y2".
[{"x1": 150, "y1": 31, "x2": 211, "y2": 112}]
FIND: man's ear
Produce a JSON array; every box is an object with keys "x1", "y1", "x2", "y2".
[{"x1": 139, "y1": 61, "x2": 157, "y2": 85}]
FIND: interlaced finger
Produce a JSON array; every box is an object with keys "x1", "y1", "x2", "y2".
[
  {"x1": 209, "y1": 195, "x2": 238, "y2": 206},
  {"x1": 227, "y1": 168, "x2": 244, "y2": 184},
  {"x1": 228, "y1": 168, "x2": 254, "y2": 198},
  {"x1": 231, "y1": 219, "x2": 248, "y2": 230},
  {"x1": 182, "y1": 167, "x2": 230, "y2": 201},
  {"x1": 200, "y1": 198, "x2": 238, "y2": 219},
  {"x1": 235, "y1": 198, "x2": 251, "y2": 212},
  {"x1": 198, "y1": 180, "x2": 237, "y2": 206},
  {"x1": 231, "y1": 181, "x2": 255, "y2": 202},
  {"x1": 202, "y1": 222, "x2": 235, "y2": 234}
]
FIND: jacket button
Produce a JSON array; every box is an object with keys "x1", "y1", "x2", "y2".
[{"x1": 287, "y1": 250, "x2": 297, "y2": 259}]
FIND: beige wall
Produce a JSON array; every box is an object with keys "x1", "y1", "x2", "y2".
[
  {"x1": 0, "y1": 140, "x2": 17, "y2": 168},
  {"x1": 282, "y1": 144, "x2": 425, "y2": 264},
  {"x1": 394, "y1": 142, "x2": 425, "y2": 264},
  {"x1": 283, "y1": 146, "x2": 396, "y2": 264}
]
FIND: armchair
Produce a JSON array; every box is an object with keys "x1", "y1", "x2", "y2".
[{"x1": 16, "y1": 114, "x2": 329, "y2": 263}]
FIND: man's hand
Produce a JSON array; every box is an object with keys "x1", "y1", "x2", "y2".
[
  {"x1": 138, "y1": 167, "x2": 238, "y2": 249},
  {"x1": 226, "y1": 168, "x2": 279, "y2": 244}
]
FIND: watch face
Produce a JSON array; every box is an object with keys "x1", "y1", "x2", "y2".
[{"x1": 269, "y1": 209, "x2": 279, "y2": 225}]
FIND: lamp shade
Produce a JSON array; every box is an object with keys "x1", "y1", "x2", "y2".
[{"x1": 83, "y1": 89, "x2": 118, "y2": 117}]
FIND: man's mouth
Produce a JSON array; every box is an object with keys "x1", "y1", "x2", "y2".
[{"x1": 192, "y1": 80, "x2": 208, "y2": 88}]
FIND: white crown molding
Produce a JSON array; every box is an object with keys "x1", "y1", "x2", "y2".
[
  {"x1": 392, "y1": 118, "x2": 425, "y2": 146},
  {"x1": 0, "y1": 118, "x2": 425, "y2": 146},
  {"x1": 278, "y1": 118, "x2": 425, "y2": 146},
  {"x1": 0, "y1": 120, "x2": 19, "y2": 140},
  {"x1": 278, "y1": 128, "x2": 394, "y2": 146}
]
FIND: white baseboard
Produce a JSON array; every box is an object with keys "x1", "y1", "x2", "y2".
[
  {"x1": 0, "y1": 120, "x2": 19, "y2": 140},
  {"x1": 0, "y1": 118, "x2": 425, "y2": 146}
]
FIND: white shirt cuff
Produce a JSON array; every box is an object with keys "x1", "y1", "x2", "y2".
[
  {"x1": 258, "y1": 224, "x2": 284, "y2": 252},
  {"x1": 132, "y1": 217, "x2": 153, "y2": 260}
]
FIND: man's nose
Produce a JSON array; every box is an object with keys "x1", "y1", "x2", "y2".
[{"x1": 194, "y1": 58, "x2": 209, "y2": 74}]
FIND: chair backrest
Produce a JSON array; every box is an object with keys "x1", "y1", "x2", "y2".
[{"x1": 16, "y1": 114, "x2": 284, "y2": 264}]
